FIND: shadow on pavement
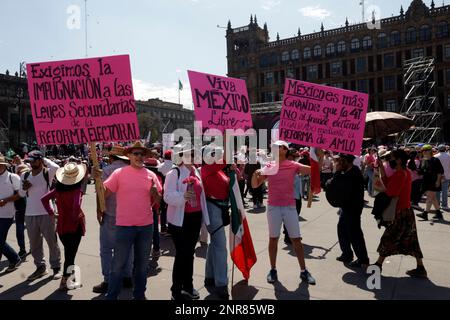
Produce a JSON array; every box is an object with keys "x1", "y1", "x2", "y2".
[
  {"x1": 44, "y1": 289, "x2": 74, "y2": 300},
  {"x1": 284, "y1": 241, "x2": 337, "y2": 260},
  {"x1": 247, "y1": 207, "x2": 267, "y2": 214},
  {"x1": 0, "y1": 276, "x2": 53, "y2": 299},
  {"x1": 231, "y1": 280, "x2": 258, "y2": 300},
  {"x1": 272, "y1": 280, "x2": 310, "y2": 300},
  {"x1": 342, "y1": 271, "x2": 450, "y2": 299}
]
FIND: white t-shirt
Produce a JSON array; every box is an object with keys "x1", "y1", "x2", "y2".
[
  {"x1": 0, "y1": 171, "x2": 21, "y2": 219},
  {"x1": 353, "y1": 156, "x2": 362, "y2": 169},
  {"x1": 19, "y1": 158, "x2": 59, "y2": 216},
  {"x1": 435, "y1": 152, "x2": 450, "y2": 180}
]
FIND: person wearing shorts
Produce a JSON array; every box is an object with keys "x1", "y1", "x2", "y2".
[{"x1": 252, "y1": 140, "x2": 316, "y2": 285}]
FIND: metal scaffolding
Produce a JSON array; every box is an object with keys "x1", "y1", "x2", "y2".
[{"x1": 397, "y1": 56, "x2": 442, "y2": 145}]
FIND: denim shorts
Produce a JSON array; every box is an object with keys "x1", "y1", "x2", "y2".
[{"x1": 267, "y1": 206, "x2": 301, "y2": 239}]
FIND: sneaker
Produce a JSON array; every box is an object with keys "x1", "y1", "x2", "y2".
[
  {"x1": 348, "y1": 260, "x2": 369, "y2": 269},
  {"x1": 416, "y1": 212, "x2": 428, "y2": 221},
  {"x1": 171, "y1": 292, "x2": 186, "y2": 301},
  {"x1": 336, "y1": 255, "x2": 353, "y2": 263},
  {"x1": 59, "y1": 276, "x2": 69, "y2": 291},
  {"x1": 5, "y1": 258, "x2": 22, "y2": 273},
  {"x1": 406, "y1": 267, "x2": 428, "y2": 278},
  {"x1": 92, "y1": 281, "x2": 109, "y2": 294},
  {"x1": 151, "y1": 249, "x2": 161, "y2": 258},
  {"x1": 267, "y1": 269, "x2": 278, "y2": 284},
  {"x1": 18, "y1": 250, "x2": 27, "y2": 260},
  {"x1": 181, "y1": 288, "x2": 200, "y2": 300},
  {"x1": 300, "y1": 270, "x2": 316, "y2": 285},
  {"x1": 27, "y1": 266, "x2": 48, "y2": 281},
  {"x1": 434, "y1": 210, "x2": 444, "y2": 220},
  {"x1": 53, "y1": 268, "x2": 63, "y2": 280},
  {"x1": 123, "y1": 277, "x2": 133, "y2": 289},
  {"x1": 204, "y1": 277, "x2": 215, "y2": 287},
  {"x1": 216, "y1": 286, "x2": 229, "y2": 300}
]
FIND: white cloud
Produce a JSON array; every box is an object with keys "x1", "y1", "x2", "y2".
[
  {"x1": 262, "y1": 0, "x2": 281, "y2": 11},
  {"x1": 132, "y1": 78, "x2": 193, "y2": 109},
  {"x1": 299, "y1": 5, "x2": 332, "y2": 20}
]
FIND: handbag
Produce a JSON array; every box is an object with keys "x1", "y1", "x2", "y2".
[{"x1": 382, "y1": 196, "x2": 398, "y2": 223}]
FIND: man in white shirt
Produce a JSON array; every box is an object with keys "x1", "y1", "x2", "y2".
[
  {"x1": 19, "y1": 150, "x2": 62, "y2": 281},
  {"x1": 435, "y1": 145, "x2": 450, "y2": 209},
  {"x1": 0, "y1": 154, "x2": 22, "y2": 273}
]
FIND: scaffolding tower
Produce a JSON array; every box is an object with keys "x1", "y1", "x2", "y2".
[{"x1": 397, "y1": 56, "x2": 442, "y2": 145}]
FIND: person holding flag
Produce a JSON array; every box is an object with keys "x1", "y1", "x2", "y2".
[{"x1": 252, "y1": 140, "x2": 316, "y2": 285}]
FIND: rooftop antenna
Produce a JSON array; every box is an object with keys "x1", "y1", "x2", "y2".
[{"x1": 360, "y1": 0, "x2": 365, "y2": 22}]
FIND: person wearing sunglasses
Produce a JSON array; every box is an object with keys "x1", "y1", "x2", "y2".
[{"x1": 93, "y1": 141, "x2": 162, "y2": 300}]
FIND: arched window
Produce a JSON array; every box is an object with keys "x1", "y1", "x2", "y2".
[
  {"x1": 406, "y1": 27, "x2": 417, "y2": 43},
  {"x1": 437, "y1": 21, "x2": 449, "y2": 38},
  {"x1": 303, "y1": 47, "x2": 311, "y2": 59},
  {"x1": 362, "y1": 36, "x2": 372, "y2": 49},
  {"x1": 420, "y1": 25, "x2": 432, "y2": 41},
  {"x1": 313, "y1": 45, "x2": 322, "y2": 57},
  {"x1": 291, "y1": 49, "x2": 300, "y2": 60},
  {"x1": 326, "y1": 43, "x2": 335, "y2": 55},
  {"x1": 391, "y1": 31, "x2": 401, "y2": 45},
  {"x1": 351, "y1": 38, "x2": 360, "y2": 51},
  {"x1": 337, "y1": 41, "x2": 346, "y2": 53},
  {"x1": 281, "y1": 51, "x2": 290, "y2": 62},
  {"x1": 269, "y1": 52, "x2": 278, "y2": 66},
  {"x1": 378, "y1": 33, "x2": 388, "y2": 48}
]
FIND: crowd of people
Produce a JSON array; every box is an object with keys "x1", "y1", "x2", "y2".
[{"x1": 0, "y1": 140, "x2": 449, "y2": 300}]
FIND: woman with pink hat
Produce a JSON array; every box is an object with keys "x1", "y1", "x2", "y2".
[{"x1": 41, "y1": 162, "x2": 87, "y2": 290}]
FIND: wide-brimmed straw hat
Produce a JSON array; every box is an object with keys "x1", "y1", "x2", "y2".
[
  {"x1": 16, "y1": 164, "x2": 30, "y2": 175},
  {"x1": 56, "y1": 163, "x2": 87, "y2": 186},
  {"x1": 124, "y1": 141, "x2": 151, "y2": 157},
  {"x1": 0, "y1": 154, "x2": 10, "y2": 167},
  {"x1": 108, "y1": 145, "x2": 129, "y2": 161}
]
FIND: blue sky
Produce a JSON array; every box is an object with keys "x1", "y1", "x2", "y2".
[{"x1": 0, "y1": 0, "x2": 441, "y2": 107}]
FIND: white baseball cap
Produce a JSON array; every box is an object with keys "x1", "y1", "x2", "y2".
[{"x1": 271, "y1": 140, "x2": 290, "y2": 149}]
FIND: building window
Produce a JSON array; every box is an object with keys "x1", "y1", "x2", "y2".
[
  {"x1": 351, "y1": 38, "x2": 360, "y2": 51},
  {"x1": 265, "y1": 92, "x2": 275, "y2": 102},
  {"x1": 386, "y1": 99, "x2": 397, "y2": 112},
  {"x1": 413, "y1": 48, "x2": 424, "y2": 58},
  {"x1": 445, "y1": 44, "x2": 450, "y2": 58},
  {"x1": 391, "y1": 31, "x2": 401, "y2": 45},
  {"x1": 356, "y1": 57, "x2": 367, "y2": 73},
  {"x1": 337, "y1": 41, "x2": 346, "y2": 53},
  {"x1": 266, "y1": 72, "x2": 274, "y2": 85},
  {"x1": 378, "y1": 33, "x2": 388, "y2": 48},
  {"x1": 331, "y1": 61, "x2": 342, "y2": 77},
  {"x1": 406, "y1": 27, "x2": 417, "y2": 43},
  {"x1": 291, "y1": 49, "x2": 300, "y2": 60},
  {"x1": 326, "y1": 43, "x2": 335, "y2": 55},
  {"x1": 384, "y1": 53, "x2": 395, "y2": 69},
  {"x1": 303, "y1": 47, "x2": 311, "y2": 59},
  {"x1": 358, "y1": 79, "x2": 369, "y2": 93},
  {"x1": 362, "y1": 36, "x2": 372, "y2": 50},
  {"x1": 307, "y1": 65, "x2": 318, "y2": 80},
  {"x1": 420, "y1": 25, "x2": 432, "y2": 41},
  {"x1": 384, "y1": 76, "x2": 396, "y2": 91},
  {"x1": 281, "y1": 51, "x2": 290, "y2": 62},
  {"x1": 286, "y1": 67, "x2": 295, "y2": 78},
  {"x1": 313, "y1": 45, "x2": 322, "y2": 57},
  {"x1": 437, "y1": 21, "x2": 449, "y2": 38}
]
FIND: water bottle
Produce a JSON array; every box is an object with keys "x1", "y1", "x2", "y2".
[{"x1": 187, "y1": 182, "x2": 197, "y2": 208}]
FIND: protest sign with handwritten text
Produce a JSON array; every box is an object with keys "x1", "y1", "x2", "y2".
[
  {"x1": 280, "y1": 79, "x2": 368, "y2": 155},
  {"x1": 26, "y1": 55, "x2": 139, "y2": 145},
  {"x1": 187, "y1": 70, "x2": 252, "y2": 133}
]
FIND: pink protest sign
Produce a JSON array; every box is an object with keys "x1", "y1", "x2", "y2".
[
  {"x1": 26, "y1": 55, "x2": 139, "y2": 145},
  {"x1": 187, "y1": 70, "x2": 253, "y2": 133},
  {"x1": 280, "y1": 79, "x2": 368, "y2": 155}
]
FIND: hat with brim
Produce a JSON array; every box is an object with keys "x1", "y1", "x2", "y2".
[
  {"x1": 271, "y1": 140, "x2": 290, "y2": 149},
  {"x1": 56, "y1": 163, "x2": 87, "y2": 186},
  {"x1": 16, "y1": 164, "x2": 30, "y2": 175},
  {"x1": 108, "y1": 145, "x2": 129, "y2": 161},
  {"x1": 0, "y1": 154, "x2": 10, "y2": 167},
  {"x1": 124, "y1": 141, "x2": 151, "y2": 157},
  {"x1": 332, "y1": 153, "x2": 356, "y2": 162}
]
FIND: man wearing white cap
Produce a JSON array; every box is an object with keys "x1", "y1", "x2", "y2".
[{"x1": 252, "y1": 140, "x2": 316, "y2": 285}]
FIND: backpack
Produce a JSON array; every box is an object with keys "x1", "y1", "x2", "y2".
[{"x1": 6, "y1": 172, "x2": 26, "y2": 211}]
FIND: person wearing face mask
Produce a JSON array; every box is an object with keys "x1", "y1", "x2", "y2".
[
  {"x1": 416, "y1": 145, "x2": 444, "y2": 221},
  {"x1": 373, "y1": 149, "x2": 427, "y2": 278}
]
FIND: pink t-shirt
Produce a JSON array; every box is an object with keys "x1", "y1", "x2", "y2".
[
  {"x1": 104, "y1": 166, "x2": 162, "y2": 227},
  {"x1": 263, "y1": 160, "x2": 310, "y2": 206}
]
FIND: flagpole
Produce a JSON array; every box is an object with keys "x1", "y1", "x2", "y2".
[
  {"x1": 231, "y1": 229, "x2": 236, "y2": 299},
  {"x1": 178, "y1": 78, "x2": 181, "y2": 105}
]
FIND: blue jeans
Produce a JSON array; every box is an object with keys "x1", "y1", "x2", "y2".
[
  {"x1": 0, "y1": 218, "x2": 20, "y2": 263},
  {"x1": 205, "y1": 202, "x2": 228, "y2": 287},
  {"x1": 153, "y1": 210, "x2": 160, "y2": 251},
  {"x1": 106, "y1": 224, "x2": 153, "y2": 300},
  {"x1": 366, "y1": 169, "x2": 374, "y2": 196},
  {"x1": 99, "y1": 215, "x2": 133, "y2": 283},
  {"x1": 437, "y1": 179, "x2": 449, "y2": 208}
]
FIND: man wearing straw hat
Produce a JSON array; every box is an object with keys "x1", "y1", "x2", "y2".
[
  {"x1": 94, "y1": 141, "x2": 162, "y2": 300},
  {"x1": 92, "y1": 145, "x2": 133, "y2": 294},
  {"x1": 0, "y1": 154, "x2": 23, "y2": 273}
]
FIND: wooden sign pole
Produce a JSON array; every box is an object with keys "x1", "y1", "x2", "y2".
[
  {"x1": 307, "y1": 181, "x2": 313, "y2": 208},
  {"x1": 90, "y1": 143, "x2": 106, "y2": 212}
]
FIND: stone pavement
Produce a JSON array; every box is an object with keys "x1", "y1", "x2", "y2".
[{"x1": 1, "y1": 185, "x2": 449, "y2": 300}]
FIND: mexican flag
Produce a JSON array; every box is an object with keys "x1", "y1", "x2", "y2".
[{"x1": 229, "y1": 172, "x2": 257, "y2": 280}]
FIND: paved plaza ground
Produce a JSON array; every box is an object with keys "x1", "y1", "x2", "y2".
[{"x1": 1, "y1": 185, "x2": 449, "y2": 300}]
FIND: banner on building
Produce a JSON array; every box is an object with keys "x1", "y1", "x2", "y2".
[
  {"x1": 279, "y1": 79, "x2": 368, "y2": 155},
  {"x1": 187, "y1": 70, "x2": 253, "y2": 134},
  {"x1": 26, "y1": 54, "x2": 139, "y2": 145}
]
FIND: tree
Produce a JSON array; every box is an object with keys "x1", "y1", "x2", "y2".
[{"x1": 137, "y1": 113, "x2": 161, "y2": 143}]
